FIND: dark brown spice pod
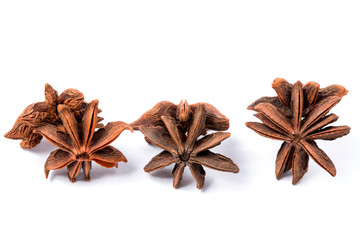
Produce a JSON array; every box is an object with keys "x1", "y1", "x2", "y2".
[
  {"x1": 246, "y1": 78, "x2": 351, "y2": 184},
  {"x1": 132, "y1": 100, "x2": 239, "y2": 189},
  {"x1": 4, "y1": 84, "x2": 103, "y2": 149},
  {"x1": 34, "y1": 100, "x2": 133, "y2": 182}
]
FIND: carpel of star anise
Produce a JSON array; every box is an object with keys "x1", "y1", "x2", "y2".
[
  {"x1": 246, "y1": 79, "x2": 350, "y2": 184},
  {"x1": 34, "y1": 100, "x2": 133, "y2": 182},
  {"x1": 138, "y1": 104, "x2": 239, "y2": 189},
  {"x1": 4, "y1": 84, "x2": 103, "y2": 149}
]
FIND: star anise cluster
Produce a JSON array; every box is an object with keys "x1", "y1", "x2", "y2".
[
  {"x1": 132, "y1": 101, "x2": 239, "y2": 189},
  {"x1": 4, "y1": 84, "x2": 103, "y2": 149},
  {"x1": 246, "y1": 78, "x2": 351, "y2": 184},
  {"x1": 5, "y1": 84, "x2": 132, "y2": 182}
]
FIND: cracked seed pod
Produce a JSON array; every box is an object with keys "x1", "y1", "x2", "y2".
[{"x1": 4, "y1": 84, "x2": 103, "y2": 149}]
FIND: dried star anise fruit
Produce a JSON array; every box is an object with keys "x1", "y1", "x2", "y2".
[
  {"x1": 4, "y1": 84, "x2": 103, "y2": 149},
  {"x1": 34, "y1": 100, "x2": 132, "y2": 182},
  {"x1": 246, "y1": 79, "x2": 351, "y2": 184},
  {"x1": 138, "y1": 104, "x2": 239, "y2": 189},
  {"x1": 131, "y1": 99, "x2": 229, "y2": 134}
]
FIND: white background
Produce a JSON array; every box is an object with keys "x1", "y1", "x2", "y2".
[{"x1": 0, "y1": 1, "x2": 359, "y2": 240}]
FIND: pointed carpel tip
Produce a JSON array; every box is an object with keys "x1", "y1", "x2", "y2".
[
  {"x1": 275, "y1": 173, "x2": 281, "y2": 180},
  {"x1": 331, "y1": 169, "x2": 337, "y2": 177},
  {"x1": 196, "y1": 185, "x2": 203, "y2": 190},
  {"x1": 45, "y1": 83, "x2": 53, "y2": 90},
  {"x1": 120, "y1": 158, "x2": 128, "y2": 164},
  {"x1": 292, "y1": 178, "x2": 300, "y2": 185},
  {"x1": 128, "y1": 125, "x2": 134, "y2": 133},
  {"x1": 272, "y1": 77, "x2": 286, "y2": 85},
  {"x1": 90, "y1": 99, "x2": 100, "y2": 106},
  {"x1": 4, "y1": 132, "x2": 11, "y2": 139},
  {"x1": 294, "y1": 80, "x2": 303, "y2": 87},
  {"x1": 253, "y1": 102, "x2": 266, "y2": 111},
  {"x1": 57, "y1": 104, "x2": 67, "y2": 113}
]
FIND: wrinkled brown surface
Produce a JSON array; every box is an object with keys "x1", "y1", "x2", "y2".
[
  {"x1": 131, "y1": 100, "x2": 230, "y2": 134},
  {"x1": 140, "y1": 104, "x2": 238, "y2": 190},
  {"x1": 246, "y1": 78, "x2": 350, "y2": 184},
  {"x1": 248, "y1": 78, "x2": 348, "y2": 117},
  {"x1": 35, "y1": 100, "x2": 133, "y2": 182},
  {"x1": 4, "y1": 84, "x2": 103, "y2": 149}
]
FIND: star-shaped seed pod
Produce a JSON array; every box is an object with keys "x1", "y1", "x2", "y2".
[
  {"x1": 246, "y1": 80, "x2": 351, "y2": 184},
  {"x1": 4, "y1": 84, "x2": 103, "y2": 149},
  {"x1": 34, "y1": 100, "x2": 132, "y2": 182},
  {"x1": 139, "y1": 104, "x2": 239, "y2": 189},
  {"x1": 131, "y1": 100, "x2": 229, "y2": 134}
]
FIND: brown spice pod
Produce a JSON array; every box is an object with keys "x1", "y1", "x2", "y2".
[
  {"x1": 35, "y1": 100, "x2": 133, "y2": 182},
  {"x1": 4, "y1": 84, "x2": 103, "y2": 149},
  {"x1": 134, "y1": 101, "x2": 239, "y2": 189},
  {"x1": 246, "y1": 78, "x2": 350, "y2": 184}
]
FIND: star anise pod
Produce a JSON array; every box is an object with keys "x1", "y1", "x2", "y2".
[
  {"x1": 4, "y1": 84, "x2": 103, "y2": 149},
  {"x1": 246, "y1": 80, "x2": 350, "y2": 184},
  {"x1": 131, "y1": 99, "x2": 229, "y2": 134},
  {"x1": 34, "y1": 100, "x2": 132, "y2": 182},
  {"x1": 139, "y1": 104, "x2": 239, "y2": 189}
]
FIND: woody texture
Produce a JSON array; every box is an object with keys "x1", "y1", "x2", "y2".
[
  {"x1": 4, "y1": 84, "x2": 103, "y2": 149},
  {"x1": 132, "y1": 100, "x2": 239, "y2": 189},
  {"x1": 35, "y1": 100, "x2": 133, "y2": 182},
  {"x1": 246, "y1": 78, "x2": 351, "y2": 184}
]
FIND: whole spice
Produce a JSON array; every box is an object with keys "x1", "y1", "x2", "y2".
[
  {"x1": 137, "y1": 103, "x2": 239, "y2": 189},
  {"x1": 4, "y1": 84, "x2": 103, "y2": 149},
  {"x1": 35, "y1": 100, "x2": 132, "y2": 182},
  {"x1": 246, "y1": 78, "x2": 350, "y2": 184}
]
